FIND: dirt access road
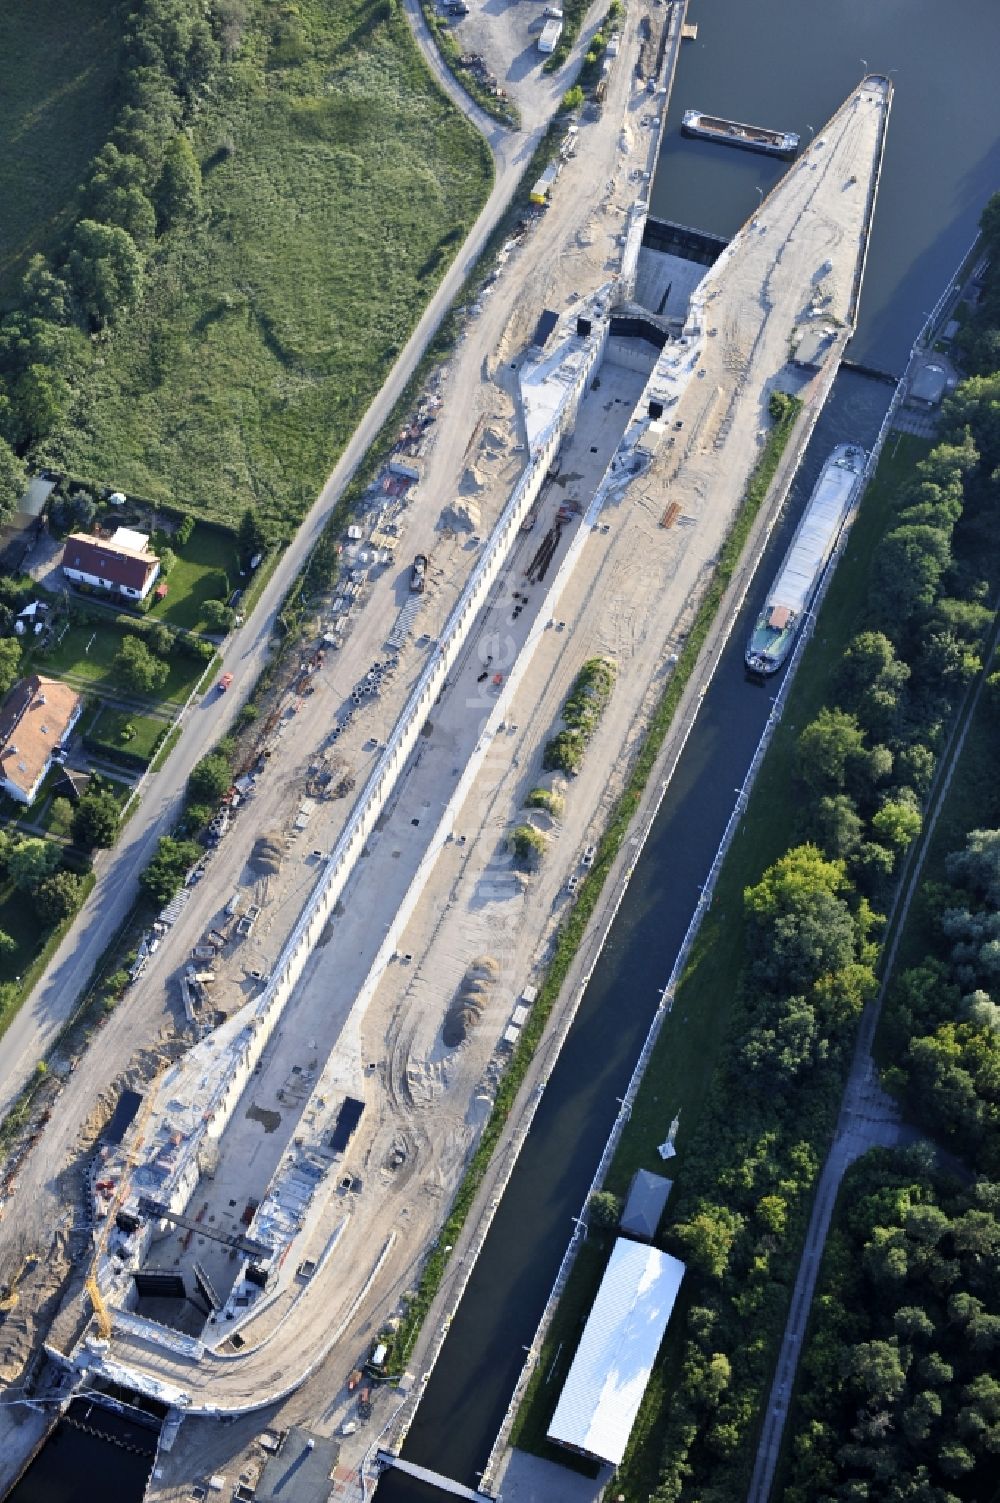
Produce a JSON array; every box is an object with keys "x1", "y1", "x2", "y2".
[{"x1": 0, "y1": 3, "x2": 608, "y2": 1124}]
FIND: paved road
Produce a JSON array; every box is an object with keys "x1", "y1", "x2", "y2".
[
  {"x1": 0, "y1": 14, "x2": 601, "y2": 1120},
  {"x1": 745, "y1": 580, "x2": 1000, "y2": 1503}
]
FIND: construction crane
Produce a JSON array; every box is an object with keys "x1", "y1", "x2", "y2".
[
  {"x1": 85, "y1": 1273, "x2": 113, "y2": 1341},
  {"x1": 84, "y1": 1072, "x2": 162, "y2": 1343}
]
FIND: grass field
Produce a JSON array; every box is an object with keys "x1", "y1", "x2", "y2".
[
  {"x1": 30, "y1": 617, "x2": 203, "y2": 705},
  {"x1": 86, "y1": 706, "x2": 168, "y2": 765},
  {"x1": 0, "y1": 0, "x2": 128, "y2": 298},
  {"x1": 510, "y1": 431, "x2": 934, "y2": 1479},
  {"x1": 51, "y1": 0, "x2": 493, "y2": 530},
  {"x1": 147, "y1": 523, "x2": 241, "y2": 631},
  {"x1": 0, "y1": 882, "x2": 44, "y2": 985}
]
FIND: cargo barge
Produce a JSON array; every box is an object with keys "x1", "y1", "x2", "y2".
[
  {"x1": 681, "y1": 109, "x2": 799, "y2": 159},
  {"x1": 745, "y1": 444, "x2": 867, "y2": 677}
]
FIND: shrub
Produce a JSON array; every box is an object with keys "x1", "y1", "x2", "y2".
[
  {"x1": 188, "y1": 751, "x2": 232, "y2": 804},
  {"x1": 543, "y1": 729, "x2": 585, "y2": 776},
  {"x1": 525, "y1": 787, "x2": 565, "y2": 818},
  {"x1": 141, "y1": 836, "x2": 202, "y2": 906},
  {"x1": 71, "y1": 788, "x2": 121, "y2": 849},
  {"x1": 509, "y1": 824, "x2": 546, "y2": 870},
  {"x1": 35, "y1": 869, "x2": 85, "y2": 925},
  {"x1": 588, "y1": 1190, "x2": 621, "y2": 1229}
]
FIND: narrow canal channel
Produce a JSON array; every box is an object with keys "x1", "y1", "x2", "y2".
[{"x1": 374, "y1": 368, "x2": 893, "y2": 1501}]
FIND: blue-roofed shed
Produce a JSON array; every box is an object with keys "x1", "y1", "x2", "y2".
[{"x1": 620, "y1": 1168, "x2": 672, "y2": 1241}]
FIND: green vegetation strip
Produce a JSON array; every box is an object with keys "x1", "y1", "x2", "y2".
[
  {"x1": 543, "y1": 657, "x2": 616, "y2": 776},
  {"x1": 382, "y1": 395, "x2": 803, "y2": 1371}
]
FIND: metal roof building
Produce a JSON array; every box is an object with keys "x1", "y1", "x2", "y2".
[
  {"x1": 620, "y1": 1168, "x2": 673, "y2": 1241},
  {"x1": 547, "y1": 1238, "x2": 685, "y2": 1466}
]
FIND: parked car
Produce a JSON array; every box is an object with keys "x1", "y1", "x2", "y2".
[
  {"x1": 581, "y1": 844, "x2": 597, "y2": 868},
  {"x1": 410, "y1": 554, "x2": 428, "y2": 593}
]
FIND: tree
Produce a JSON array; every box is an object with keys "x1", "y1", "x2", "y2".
[
  {"x1": 845, "y1": 1338, "x2": 907, "y2": 1402},
  {"x1": 808, "y1": 794, "x2": 864, "y2": 858},
  {"x1": 155, "y1": 135, "x2": 202, "y2": 230},
  {"x1": 202, "y1": 598, "x2": 236, "y2": 632},
  {"x1": 158, "y1": 547, "x2": 177, "y2": 577},
  {"x1": 837, "y1": 631, "x2": 910, "y2": 703},
  {"x1": 21, "y1": 254, "x2": 71, "y2": 322},
  {"x1": 71, "y1": 788, "x2": 121, "y2": 849},
  {"x1": 0, "y1": 637, "x2": 22, "y2": 698},
  {"x1": 0, "y1": 929, "x2": 16, "y2": 956},
  {"x1": 588, "y1": 1191, "x2": 621, "y2": 1229},
  {"x1": 35, "y1": 870, "x2": 84, "y2": 925},
  {"x1": 7, "y1": 838, "x2": 60, "y2": 892},
  {"x1": 50, "y1": 490, "x2": 96, "y2": 534},
  {"x1": 871, "y1": 524, "x2": 953, "y2": 628},
  {"x1": 795, "y1": 709, "x2": 868, "y2": 795},
  {"x1": 67, "y1": 219, "x2": 144, "y2": 328},
  {"x1": 674, "y1": 1204, "x2": 743, "y2": 1279},
  {"x1": 48, "y1": 796, "x2": 75, "y2": 839},
  {"x1": 238, "y1": 505, "x2": 267, "y2": 562},
  {"x1": 744, "y1": 845, "x2": 856, "y2": 992},
  {"x1": 115, "y1": 635, "x2": 169, "y2": 696},
  {"x1": 8, "y1": 363, "x2": 71, "y2": 445},
  {"x1": 946, "y1": 828, "x2": 1000, "y2": 906},
  {"x1": 188, "y1": 752, "x2": 232, "y2": 804},
  {"x1": 147, "y1": 622, "x2": 176, "y2": 658},
  {"x1": 0, "y1": 437, "x2": 27, "y2": 526},
  {"x1": 140, "y1": 836, "x2": 202, "y2": 906},
  {"x1": 872, "y1": 801, "x2": 923, "y2": 854}
]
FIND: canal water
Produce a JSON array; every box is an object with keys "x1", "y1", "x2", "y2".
[
  {"x1": 652, "y1": 0, "x2": 1000, "y2": 372},
  {"x1": 5, "y1": 1400, "x2": 156, "y2": 1503},
  {"x1": 12, "y1": 4, "x2": 1000, "y2": 1501}
]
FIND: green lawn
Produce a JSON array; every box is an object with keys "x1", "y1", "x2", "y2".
[
  {"x1": 0, "y1": 0, "x2": 128, "y2": 297},
  {"x1": 86, "y1": 706, "x2": 168, "y2": 765},
  {"x1": 30, "y1": 617, "x2": 203, "y2": 705},
  {"x1": 51, "y1": 0, "x2": 493, "y2": 530},
  {"x1": 0, "y1": 883, "x2": 42, "y2": 985},
  {"x1": 510, "y1": 431, "x2": 934, "y2": 1474},
  {"x1": 147, "y1": 522, "x2": 241, "y2": 631}
]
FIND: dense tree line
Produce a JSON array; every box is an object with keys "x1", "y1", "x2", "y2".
[
  {"x1": 783, "y1": 1152, "x2": 1000, "y2": 1502},
  {"x1": 0, "y1": 0, "x2": 241, "y2": 519},
  {"x1": 644, "y1": 844, "x2": 879, "y2": 1501},
  {"x1": 881, "y1": 819, "x2": 1000, "y2": 1177}
]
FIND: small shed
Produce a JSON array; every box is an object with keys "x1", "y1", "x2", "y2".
[
  {"x1": 620, "y1": 1168, "x2": 673, "y2": 1241},
  {"x1": 909, "y1": 361, "x2": 948, "y2": 407}
]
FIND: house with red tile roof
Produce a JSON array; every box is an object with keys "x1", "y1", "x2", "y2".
[
  {"x1": 62, "y1": 527, "x2": 161, "y2": 602},
  {"x1": 0, "y1": 675, "x2": 82, "y2": 805}
]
